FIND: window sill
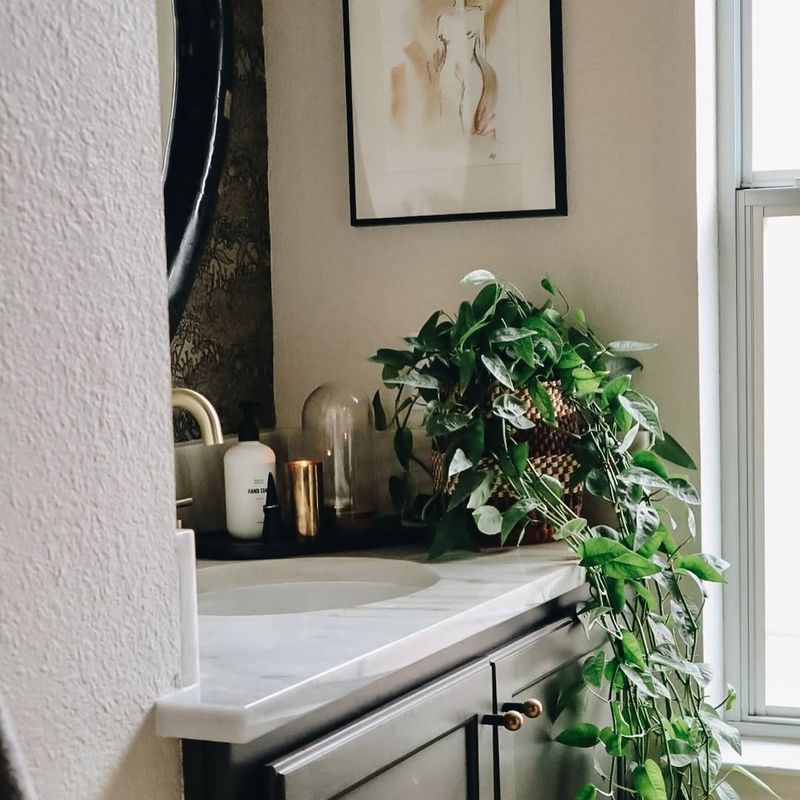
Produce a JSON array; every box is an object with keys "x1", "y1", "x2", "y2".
[{"x1": 723, "y1": 737, "x2": 800, "y2": 776}]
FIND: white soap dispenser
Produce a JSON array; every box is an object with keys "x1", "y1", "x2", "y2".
[{"x1": 224, "y1": 402, "x2": 276, "y2": 539}]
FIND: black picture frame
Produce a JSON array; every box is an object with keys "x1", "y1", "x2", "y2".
[{"x1": 342, "y1": 0, "x2": 567, "y2": 227}]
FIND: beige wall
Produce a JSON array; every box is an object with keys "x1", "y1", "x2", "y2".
[
  {"x1": 266, "y1": 0, "x2": 701, "y2": 473},
  {"x1": 0, "y1": 2, "x2": 182, "y2": 798}
]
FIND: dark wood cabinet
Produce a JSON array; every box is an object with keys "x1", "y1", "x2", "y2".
[
  {"x1": 261, "y1": 619, "x2": 606, "y2": 800},
  {"x1": 492, "y1": 619, "x2": 608, "y2": 799},
  {"x1": 264, "y1": 659, "x2": 494, "y2": 799},
  {"x1": 183, "y1": 602, "x2": 607, "y2": 800}
]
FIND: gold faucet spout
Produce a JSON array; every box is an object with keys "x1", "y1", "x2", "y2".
[{"x1": 171, "y1": 388, "x2": 224, "y2": 445}]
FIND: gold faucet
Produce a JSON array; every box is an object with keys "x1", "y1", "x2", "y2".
[
  {"x1": 171, "y1": 388, "x2": 224, "y2": 525},
  {"x1": 171, "y1": 388, "x2": 224, "y2": 445}
]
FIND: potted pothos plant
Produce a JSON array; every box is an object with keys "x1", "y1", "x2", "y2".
[{"x1": 371, "y1": 271, "x2": 776, "y2": 800}]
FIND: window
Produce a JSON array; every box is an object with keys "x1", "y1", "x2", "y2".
[{"x1": 723, "y1": 0, "x2": 800, "y2": 734}]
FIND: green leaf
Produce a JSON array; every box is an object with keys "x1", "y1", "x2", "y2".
[
  {"x1": 481, "y1": 354, "x2": 514, "y2": 390},
  {"x1": 632, "y1": 451, "x2": 670, "y2": 481},
  {"x1": 428, "y1": 510, "x2": 476, "y2": 559},
  {"x1": 574, "y1": 786, "x2": 597, "y2": 800},
  {"x1": 461, "y1": 418, "x2": 484, "y2": 462},
  {"x1": 493, "y1": 392, "x2": 528, "y2": 422},
  {"x1": 509, "y1": 441, "x2": 530, "y2": 478},
  {"x1": 467, "y1": 469, "x2": 495, "y2": 509},
  {"x1": 578, "y1": 538, "x2": 628, "y2": 567},
  {"x1": 385, "y1": 371, "x2": 441, "y2": 390},
  {"x1": 637, "y1": 529, "x2": 665, "y2": 559},
  {"x1": 541, "y1": 277, "x2": 557, "y2": 295},
  {"x1": 393, "y1": 427, "x2": 413, "y2": 470},
  {"x1": 724, "y1": 683, "x2": 737, "y2": 711},
  {"x1": 653, "y1": 431, "x2": 698, "y2": 470},
  {"x1": 607, "y1": 577, "x2": 627, "y2": 613},
  {"x1": 472, "y1": 505, "x2": 502, "y2": 535},
  {"x1": 620, "y1": 630, "x2": 647, "y2": 670},
  {"x1": 608, "y1": 340, "x2": 657, "y2": 353},
  {"x1": 618, "y1": 392, "x2": 663, "y2": 439},
  {"x1": 605, "y1": 354, "x2": 644, "y2": 379},
  {"x1": 554, "y1": 723, "x2": 600, "y2": 748},
  {"x1": 447, "y1": 469, "x2": 486, "y2": 511},
  {"x1": 447, "y1": 448, "x2": 473, "y2": 479},
  {"x1": 647, "y1": 617, "x2": 675, "y2": 649},
  {"x1": 426, "y1": 410, "x2": 472, "y2": 436},
  {"x1": 621, "y1": 466, "x2": 672, "y2": 494},
  {"x1": 631, "y1": 760, "x2": 667, "y2": 800},
  {"x1": 555, "y1": 517, "x2": 587, "y2": 541},
  {"x1": 531, "y1": 379, "x2": 556, "y2": 424},
  {"x1": 462, "y1": 269, "x2": 496, "y2": 285},
  {"x1": 558, "y1": 346, "x2": 584, "y2": 369},
  {"x1": 602, "y1": 375, "x2": 631, "y2": 406},
  {"x1": 575, "y1": 307, "x2": 586, "y2": 326},
  {"x1": 500, "y1": 499, "x2": 539, "y2": 543},
  {"x1": 472, "y1": 283, "x2": 501, "y2": 320},
  {"x1": 582, "y1": 651, "x2": 606, "y2": 687},
  {"x1": 666, "y1": 477, "x2": 701, "y2": 505},
  {"x1": 650, "y1": 653, "x2": 712, "y2": 687},
  {"x1": 634, "y1": 503, "x2": 662, "y2": 549},
  {"x1": 728, "y1": 765, "x2": 781, "y2": 798},
  {"x1": 674, "y1": 553, "x2": 728, "y2": 584},
  {"x1": 599, "y1": 727, "x2": 625, "y2": 757},
  {"x1": 459, "y1": 350, "x2": 476, "y2": 393},
  {"x1": 540, "y1": 474, "x2": 564, "y2": 499},
  {"x1": 602, "y1": 551, "x2": 661, "y2": 580},
  {"x1": 372, "y1": 392, "x2": 388, "y2": 431},
  {"x1": 631, "y1": 581, "x2": 658, "y2": 611},
  {"x1": 664, "y1": 738, "x2": 700, "y2": 768},
  {"x1": 699, "y1": 703, "x2": 742, "y2": 755},
  {"x1": 714, "y1": 781, "x2": 740, "y2": 800},
  {"x1": 453, "y1": 301, "x2": 477, "y2": 344},
  {"x1": 490, "y1": 326, "x2": 535, "y2": 343},
  {"x1": 370, "y1": 348, "x2": 416, "y2": 367}
]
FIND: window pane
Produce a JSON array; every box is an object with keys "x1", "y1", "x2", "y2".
[
  {"x1": 751, "y1": 1, "x2": 800, "y2": 172},
  {"x1": 762, "y1": 214, "x2": 800, "y2": 709}
]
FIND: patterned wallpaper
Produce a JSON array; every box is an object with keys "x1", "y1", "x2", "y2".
[{"x1": 171, "y1": 0, "x2": 275, "y2": 441}]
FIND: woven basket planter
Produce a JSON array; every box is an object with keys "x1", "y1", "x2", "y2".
[{"x1": 432, "y1": 381, "x2": 584, "y2": 546}]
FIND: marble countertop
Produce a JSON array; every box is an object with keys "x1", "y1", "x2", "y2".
[{"x1": 155, "y1": 543, "x2": 584, "y2": 745}]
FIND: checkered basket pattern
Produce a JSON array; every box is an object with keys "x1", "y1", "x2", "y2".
[{"x1": 431, "y1": 381, "x2": 584, "y2": 545}]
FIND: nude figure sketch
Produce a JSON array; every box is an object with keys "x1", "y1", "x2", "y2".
[
  {"x1": 383, "y1": 0, "x2": 518, "y2": 169},
  {"x1": 432, "y1": 0, "x2": 497, "y2": 138}
]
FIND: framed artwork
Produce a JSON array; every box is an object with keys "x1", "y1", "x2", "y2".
[{"x1": 342, "y1": 0, "x2": 567, "y2": 226}]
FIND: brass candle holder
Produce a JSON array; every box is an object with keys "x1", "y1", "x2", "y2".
[{"x1": 286, "y1": 459, "x2": 323, "y2": 538}]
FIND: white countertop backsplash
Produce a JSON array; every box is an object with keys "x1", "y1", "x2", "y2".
[{"x1": 156, "y1": 544, "x2": 585, "y2": 744}]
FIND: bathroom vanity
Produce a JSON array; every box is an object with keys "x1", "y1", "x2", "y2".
[{"x1": 157, "y1": 545, "x2": 606, "y2": 799}]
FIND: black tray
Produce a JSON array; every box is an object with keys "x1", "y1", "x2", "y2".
[{"x1": 193, "y1": 516, "x2": 428, "y2": 560}]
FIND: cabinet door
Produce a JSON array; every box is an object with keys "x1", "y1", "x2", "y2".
[
  {"x1": 263, "y1": 659, "x2": 494, "y2": 800},
  {"x1": 492, "y1": 618, "x2": 608, "y2": 800}
]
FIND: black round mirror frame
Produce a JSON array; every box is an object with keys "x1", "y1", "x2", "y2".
[{"x1": 164, "y1": 0, "x2": 234, "y2": 338}]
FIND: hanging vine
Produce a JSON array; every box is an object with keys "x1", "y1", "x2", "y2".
[{"x1": 372, "y1": 271, "x2": 776, "y2": 800}]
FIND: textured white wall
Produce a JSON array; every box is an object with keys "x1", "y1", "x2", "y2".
[
  {"x1": 266, "y1": 0, "x2": 701, "y2": 472},
  {"x1": 0, "y1": 2, "x2": 182, "y2": 799}
]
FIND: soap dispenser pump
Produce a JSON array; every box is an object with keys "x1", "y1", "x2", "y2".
[{"x1": 224, "y1": 402, "x2": 276, "y2": 539}]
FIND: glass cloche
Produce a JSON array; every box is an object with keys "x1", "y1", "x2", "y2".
[{"x1": 301, "y1": 383, "x2": 376, "y2": 532}]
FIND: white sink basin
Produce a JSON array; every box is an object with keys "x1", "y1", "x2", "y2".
[{"x1": 196, "y1": 556, "x2": 440, "y2": 616}]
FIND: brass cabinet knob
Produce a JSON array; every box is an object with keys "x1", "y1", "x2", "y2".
[
  {"x1": 481, "y1": 711, "x2": 525, "y2": 732},
  {"x1": 502, "y1": 699, "x2": 543, "y2": 719}
]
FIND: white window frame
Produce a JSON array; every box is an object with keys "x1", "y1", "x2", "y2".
[
  {"x1": 719, "y1": 0, "x2": 800, "y2": 737},
  {"x1": 740, "y1": 0, "x2": 800, "y2": 188}
]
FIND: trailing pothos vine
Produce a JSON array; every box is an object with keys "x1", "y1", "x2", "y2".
[{"x1": 371, "y1": 271, "x2": 777, "y2": 800}]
